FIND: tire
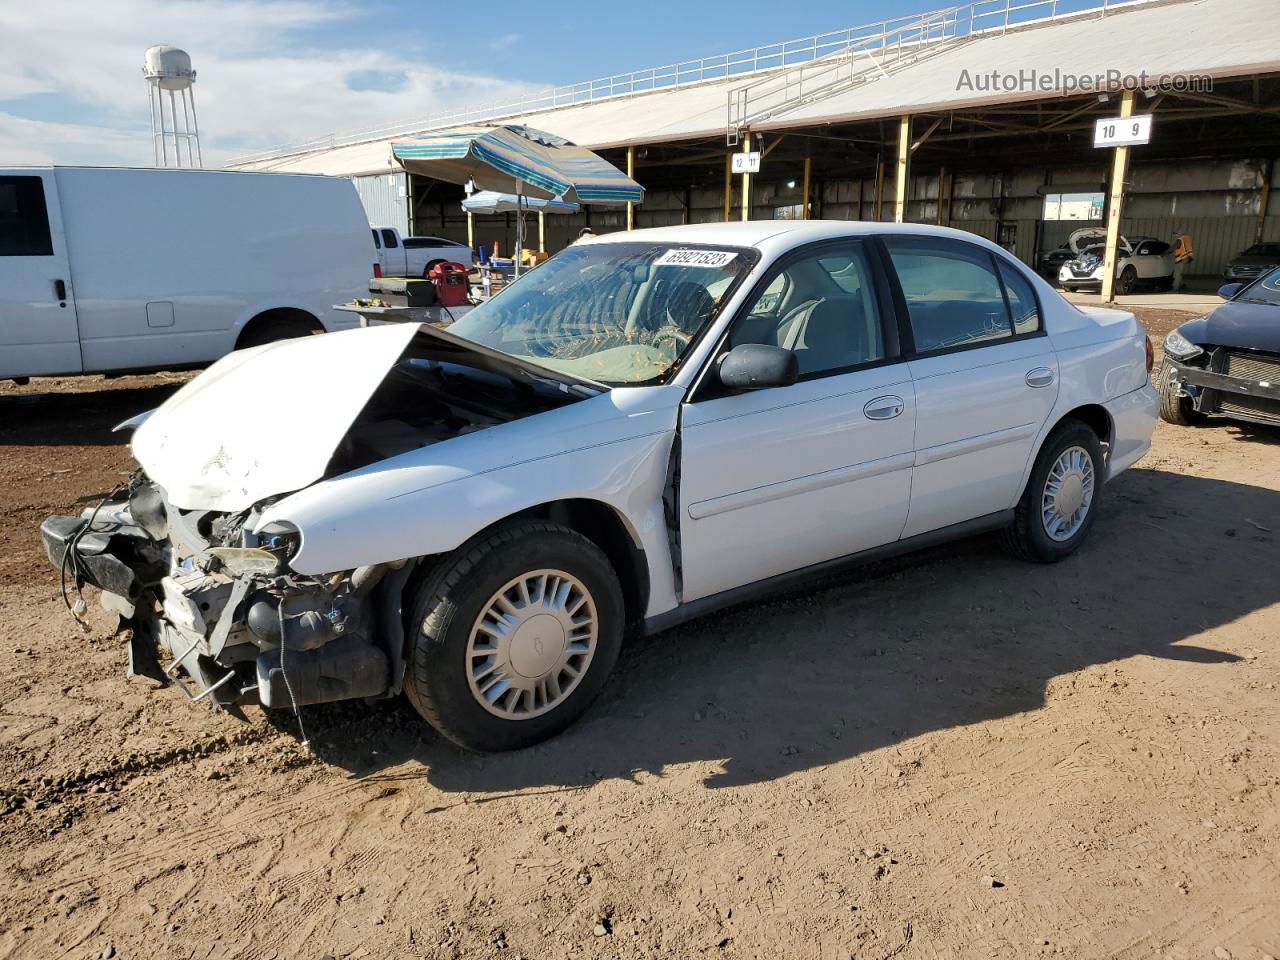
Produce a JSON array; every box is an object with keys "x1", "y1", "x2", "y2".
[
  {"x1": 237, "y1": 317, "x2": 318, "y2": 349},
  {"x1": 403, "y1": 520, "x2": 624, "y2": 752},
  {"x1": 1115, "y1": 266, "x2": 1137, "y2": 296},
  {"x1": 1158, "y1": 364, "x2": 1201, "y2": 426},
  {"x1": 1001, "y1": 420, "x2": 1105, "y2": 564}
]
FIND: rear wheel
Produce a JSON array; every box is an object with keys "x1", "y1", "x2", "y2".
[
  {"x1": 1001, "y1": 420, "x2": 1104, "y2": 563},
  {"x1": 422, "y1": 259, "x2": 446, "y2": 278},
  {"x1": 236, "y1": 314, "x2": 320, "y2": 349},
  {"x1": 404, "y1": 520, "x2": 624, "y2": 752}
]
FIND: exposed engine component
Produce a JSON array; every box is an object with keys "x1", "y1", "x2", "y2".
[{"x1": 42, "y1": 477, "x2": 400, "y2": 710}]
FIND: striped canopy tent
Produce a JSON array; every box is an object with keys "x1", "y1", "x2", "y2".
[{"x1": 392, "y1": 124, "x2": 643, "y2": 206}]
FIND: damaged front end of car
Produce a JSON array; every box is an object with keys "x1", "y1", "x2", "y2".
[
  {"x1": 42, "y1": 475, "x2": 410, "y2": 709},
  {"x1": 39, "y1": 322, "x2": 596, "y2": 712}
]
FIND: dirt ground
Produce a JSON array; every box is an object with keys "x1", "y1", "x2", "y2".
[{"x1": 2, "y1": 309, "x2": 1278, "y2": 960}]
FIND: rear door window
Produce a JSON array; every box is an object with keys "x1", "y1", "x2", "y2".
[
  {"x1": 381, "y1": 229, "x2": 399, "y2": 248},
  {"x1": 995, "y1": 260, "x2": 1041, "y2": 335},
  {"x1": 884, "y1": 237, "x2": 1013, "y2": 353},
  {"x1": 0, "y1": 176, "x2": 54, "y2": 256}
]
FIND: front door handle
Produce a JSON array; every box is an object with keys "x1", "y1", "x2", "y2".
[
  {"x1": 1025, "y1": 366, "x2": 1055, "y2": 388},
  {"x1": 53, "y1": 278, "x2": 66, "y2": 302},
  {"x1": 864, "y1": 395, "x2": 905, "y2": 420}
]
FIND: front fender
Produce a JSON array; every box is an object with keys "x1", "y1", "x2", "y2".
[{"x1": 256, "y1": 386, "x2": 684, "y2": 617}]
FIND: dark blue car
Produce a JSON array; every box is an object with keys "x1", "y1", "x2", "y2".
[{"x1": 1160, "y1": 268, "x2": 1280, "y2": 428}]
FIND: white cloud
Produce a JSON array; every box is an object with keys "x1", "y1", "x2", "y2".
[
  {"x1": 0, "y1": 113, "x2": 148, "y2": 166},
  {"x1": 0, "y1": 0, "x2": 540, "y2": 167}
]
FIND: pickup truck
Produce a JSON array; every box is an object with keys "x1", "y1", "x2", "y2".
[{"x1": 371, "y1": 226, "x2": 473, "y2": 278}]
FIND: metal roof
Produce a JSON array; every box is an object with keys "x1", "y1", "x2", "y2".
[{"x1": 230, "y1": 0, "x2": 1280, "y2": 179}]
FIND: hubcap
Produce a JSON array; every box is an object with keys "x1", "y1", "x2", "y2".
[
  {"x1": 1041, "y1": 445, "x2": 1095, "y2": 542},
  {"x1": 465, "y1": 569, "x2": 597, "y2": 720}
]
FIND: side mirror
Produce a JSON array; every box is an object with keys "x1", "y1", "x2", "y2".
[
  {"x1": 718, "y1": 343, "x2": 799, "y2": 390},
  {"x1": 1218, "y1": 282, "x2": 1244, "y2": 300}
]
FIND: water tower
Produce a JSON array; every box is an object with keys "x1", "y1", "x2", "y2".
[{"x1": 143, "y1": 45, "x2": 202, "y2": 167}]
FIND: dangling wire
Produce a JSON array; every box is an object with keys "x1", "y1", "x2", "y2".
[{"x1": 277, "y1": 592, "x2": 311, "y2": 753}]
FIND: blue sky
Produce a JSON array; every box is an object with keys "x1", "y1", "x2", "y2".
[{"x1": 0, "y1": 0, "x2": 1107, "y2": 166}]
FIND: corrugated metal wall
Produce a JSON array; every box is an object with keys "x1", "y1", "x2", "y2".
[
  {"x1": 351, "y1": 173, "x2": 410, "y2": 235},
  {"x1": 405, "y1": 157, "x2": 1279, "y2": 275}
]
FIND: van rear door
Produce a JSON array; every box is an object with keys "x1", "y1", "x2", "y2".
[{"x1": 0, "y1": 171, "x2": 81, "y2": 378}]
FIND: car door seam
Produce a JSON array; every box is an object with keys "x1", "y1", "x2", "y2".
[
  {"x1": 913, "y1": 422, "x2": 1038, "y2": 468},
  {"x1": 687, "y1": 451, "x2": 916, "y2": 520}
]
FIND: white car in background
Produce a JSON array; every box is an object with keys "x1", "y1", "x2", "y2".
[
  {"x1": 1059, "y1": 228, "x2": 1175, "y2": 294},
  {"x1": 371, "y1": 225, "x2": 473, "y2": 277},
  {"x1": 44, "y1": 221, "x2": 1158, "y2": 752}
]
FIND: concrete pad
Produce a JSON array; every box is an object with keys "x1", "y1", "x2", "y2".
[{"x1": 1062, "y1": 289, "x2": 1220, "y2": 315}]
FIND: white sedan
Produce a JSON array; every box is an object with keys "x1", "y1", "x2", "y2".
[{"x1": 43, "y1": 222, "x2": 1159, "y2": 751}]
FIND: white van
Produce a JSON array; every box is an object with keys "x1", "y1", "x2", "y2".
[{"x1": 0, "y1": 166, "x2": 374, "y2": 381}]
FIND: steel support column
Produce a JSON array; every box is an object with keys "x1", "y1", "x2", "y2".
[
  {"x1": 1100, "y1": 90, "x2": 1136, "y2": 302},
  {"x1": 895, "y1": 114, "x2": 911, "y2": 224},
  {"x1": 626, "y1": 145, "x2": 636, "y2": 230},
  {"x1": 723, "y1": 151, "x2": 733, "y2": 222},
  {"x1": 741, "y1": 130, "x2": 752, "y2": 222},
  {"x1": 802, "y1": 155, "x2": 812, "y2": 219}
]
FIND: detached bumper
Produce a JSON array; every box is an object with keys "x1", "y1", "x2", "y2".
[{"x1": 41, "y1": 513, "x2": 163, "y2": 602}]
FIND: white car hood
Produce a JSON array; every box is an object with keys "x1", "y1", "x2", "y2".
[
  {"x1": 1068, "y1": 228, "x2": 1108, "y2": 254},
  {"x1": 132, "y1": 323, "x2": 422, "y2": 513}
]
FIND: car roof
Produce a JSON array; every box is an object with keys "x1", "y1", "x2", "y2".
[{"x1": 587, "y1": 219, "x2": 1014, "y2": 257}]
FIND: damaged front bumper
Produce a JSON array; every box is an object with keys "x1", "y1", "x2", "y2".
[
  {"x1": 1164, "y1": 353, "x2": 1280, "y2": 427},
  {"x1": 43, "y1": 479, "x2": 408, "y2": 710}
]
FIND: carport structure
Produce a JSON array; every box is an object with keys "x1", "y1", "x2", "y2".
[{"x1": 230, "y1": 0, "x2": 1280, "y2": 295}]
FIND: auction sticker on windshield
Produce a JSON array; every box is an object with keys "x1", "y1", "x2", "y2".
[{"x1": 654, "y1": 249, "x2": 738, "y2": 268}]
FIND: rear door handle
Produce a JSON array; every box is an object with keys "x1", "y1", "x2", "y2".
[
  {"x1": 864, "y1": 395, "x2": 905, "y2": 420},
  {"x1": 1025, "y1": 366, "x2": 1055, "y2": 388},
  {"x1": 53, "y1": 278, "x2": 66, "y2": 301}
]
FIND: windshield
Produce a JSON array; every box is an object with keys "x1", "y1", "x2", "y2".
[
  {"x1": 1237, "y1": 267, "x2": 1280, "y2": 305},
  {"x1": 447, "y1": 241, "x2": 756, "y2": 386},
  {"x1": 1242, "y1": 243, "x2": 1280, "y2": 257}
]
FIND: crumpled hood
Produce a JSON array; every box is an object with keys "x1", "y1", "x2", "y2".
[
  {"x1": 1068, "y1": 228, "x2": 1107, "y2": 254},
  {"x1": 132, "y1": 323, "x2": 422, "y2": 513},
  {"x1": 1179, "y1": 301, "x2": 1280, "y2": 355}
]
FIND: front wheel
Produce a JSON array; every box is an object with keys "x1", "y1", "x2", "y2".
[
  {"x1": 1001, "y1": 421, "x2": 1104, "y2": 563},
  {"x1": 404, "y1": 520, "x2": 624, "y2": 752},
  {"x1": 1158, "y1": 365, "x2": 1202, "y2": 426},
  {"x1": 1115, "y1": 266, "x2": 1138, "y2": 296}
]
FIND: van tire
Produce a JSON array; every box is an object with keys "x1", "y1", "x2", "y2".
[{"x1": 236, "y1": 312, "x2": 321, "y2": 349}]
